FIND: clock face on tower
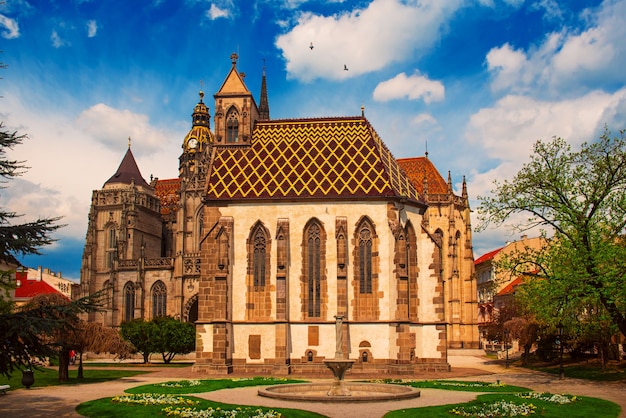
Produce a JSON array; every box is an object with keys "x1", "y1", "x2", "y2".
[{"x1": 188, "y1": 138, "x2": 198, "y2": 149}]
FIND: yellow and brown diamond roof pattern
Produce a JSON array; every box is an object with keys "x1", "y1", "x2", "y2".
[{"x1": 206, "y1": 117, "x2": 422, "y2": 202}]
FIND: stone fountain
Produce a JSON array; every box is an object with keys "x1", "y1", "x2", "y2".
[
  {"x1": 258, "y1": 315, "x2": 421, "y2": 402},
  {"x1": 323, "y1": 316, "x2": 355, "y2": 396}
]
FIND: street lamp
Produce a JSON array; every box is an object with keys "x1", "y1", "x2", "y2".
[
  {"x1": 503, "y1": 329, "x2": 509, "y2": 368},
  {"x1": 556, "y1": 322, "x2": 565, "y2": 380}
]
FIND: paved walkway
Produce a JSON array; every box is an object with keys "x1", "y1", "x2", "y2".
[{"x1": 0, "y1": 356, "x2": 624, "y2": 418}]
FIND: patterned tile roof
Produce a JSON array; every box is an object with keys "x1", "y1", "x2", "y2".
[
  {"x1": 396, "y1": 157, "x2": 448, "y2": 195},
  {"x1": 155, "y1": 178, "x2": 181, "y2": 215},
  {"x1": 205, "y1": 117, "x2": 422, "y2": 203}
]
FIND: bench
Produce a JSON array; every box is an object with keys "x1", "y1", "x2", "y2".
[{"x1": 0, "y1": 384, "x2": 9, "y2": 394}]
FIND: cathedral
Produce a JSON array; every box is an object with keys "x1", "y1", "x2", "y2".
[{"x1": 79, "y1": 54, "x2": 478, "y2": 375}]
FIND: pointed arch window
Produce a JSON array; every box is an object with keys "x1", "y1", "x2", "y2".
[
  {"x1": 151, "y1": 280, "x2": 167, "y2": 318},
  {"x1": 107, "y1": 227, "x2": 117, "y2": 268},
  {"x1": 434, "y1": 229, "x2": 444, "y2": 282},
  {"x1": 123, "y1": 282, "x2": 135, "y2": 322},
  {"x1": 197, "y1": 209, "x2": 204, "y2": 251},
  {"x1": 253, "y1": 226, "x2": 267, "y2": 287},
  {"x1": 358, "y1": 222, "x2": 373, "y2": 294},
  {"x1": 453, "y1": 231, "x2": 461, "y2": 275},
  {"x1": 226, "y1": 108, "x2": 239, "y2": 143},
  {"x1": 306, "y1": 222, "x2": 322, "y2": 317}
]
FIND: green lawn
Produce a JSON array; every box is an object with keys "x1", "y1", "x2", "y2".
[
  {"x1": 367, "y1": 378, "x2": 531, "y2": 392},
  {"x1": 0, "y1": 367, "x2": 148, "y2": 390},
  {"x1": 384, "y1": 392, "x2": 621, "y2": 418},
  {"x1": 77, "y1": 394, "x2": 325, "y2": 417},
  {"x1": 125, "y1": 377, "x2": 306, "y2": 395},
  {"x1": 532, "y1": 363, "x2": 626, "y2": 382}
]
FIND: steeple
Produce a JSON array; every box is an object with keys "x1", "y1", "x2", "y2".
[
  {"x1": 258, "y1": 63, "x2": 270, "y2": 120},
  {"x1": 192, "y1": 89, "x2": 210, "y2": 129},
  {"x1": 183, "y1": 89, "x2": 213, "y2": 152},
  {"x1": 104, "y1": 142, "x2": 151, "y2": 189}
]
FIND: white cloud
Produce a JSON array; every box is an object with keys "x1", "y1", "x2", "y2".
[
  {"x1": 50, "y1": 29, "x2": 69, "y2": 48},
  {"x1": 76, "y1": 103, "x2": 171, "y2": 154},
  {"x1": 206, "y1": 3, "x2": 231, "y2": 20},
  {"x1": 275, "y1": 0, "x2": 463, "y2": 82},
  {"x1": 412, "y1": 113, "x2": 437, "y2": 126},
  {"x1": 466, "y1": 91, "x2": 615, "y2": 163},
  {"x1": 373, "y1": 72, "x2": 444, "y2": 104},
  {"x1": 487, "y1": 0, "x2": 626, "y2": 96},
  {"x1": 0, "y1": 14, "x2": 19, "y2": 39},
  {"x1": 529, "y1": 0, "x2": 564, "y2": 22},
  {"x1": 86, "y1": 19, "x2": 97, "y2": 37}
]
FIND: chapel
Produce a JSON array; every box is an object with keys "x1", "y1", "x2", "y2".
[{"x1": 79, "y1": 54, "x2": 478, "y2": 375}]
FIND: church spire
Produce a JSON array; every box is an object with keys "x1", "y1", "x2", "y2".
[
  {"x1": 258, "y1": 61, "x2": 270, "y2": 120},
  {"x1": 104, "y1": 145, "x2": 150, "y2": 189}
]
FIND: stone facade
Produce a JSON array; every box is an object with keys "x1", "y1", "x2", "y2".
[{"x1": 79, "y1": 54, "x2": 478, "y2": 375}]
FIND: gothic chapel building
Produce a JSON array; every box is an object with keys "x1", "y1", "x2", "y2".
[{"x1": 80, "y1": 54, "x2": 478, "y2": 375}]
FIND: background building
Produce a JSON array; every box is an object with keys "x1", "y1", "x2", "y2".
[{"x1": 475, "y1": 235, "x2": 545, "y2": 345}]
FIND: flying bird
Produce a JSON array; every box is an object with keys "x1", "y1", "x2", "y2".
[
  {"x1": 344, "y1": 64, "x2": 349, "y2": 71},
  {"x1": 309, "y1": 42, "x2": 314, "y2": 50}
]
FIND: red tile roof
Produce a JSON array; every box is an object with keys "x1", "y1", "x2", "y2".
[
  {"x1": 497, "y1": 276, "x2": 524, "y2": 296},
  {"x1": 15, "y1": 277, "x2": 66, "y2": 299},
  {"x1": 155, "y1": 178, "x2": 181, "y2": 215},
  {"x1": 474, "y1": 247, "x2": 504, "y2": 265},
  {"x1": 396, "y1": 157, "x2": 448, "y2": 194}
]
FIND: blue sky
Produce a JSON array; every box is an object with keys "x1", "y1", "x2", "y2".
[{"x1": 2, "y1": 0, "x2": 625, "y2": 281}]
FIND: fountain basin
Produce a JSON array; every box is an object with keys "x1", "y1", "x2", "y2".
[{"x1": 258, "y1": 383, "x2": 421, "y2": 403}]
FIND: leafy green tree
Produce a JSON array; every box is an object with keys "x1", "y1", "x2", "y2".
[
  {"x1": 477, "y1": 129, "x2": 626, "y2": 339},
  {"x1": 120, "y1": 317, "x2": 195, "y2": 364},
  {"x1": 151, "y1": 316, "x2": 195, "y2": 363},
  {"x1": 120, "y1": 318, "x2": 157, "y2": 363}
]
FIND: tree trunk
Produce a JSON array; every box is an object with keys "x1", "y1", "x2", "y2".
[
  {"x1": 143, "y1": 352, "x2": 149, "y2": 364},
  {"x1": 58, "y1": 348, "x2": 70, "y2": 382}
]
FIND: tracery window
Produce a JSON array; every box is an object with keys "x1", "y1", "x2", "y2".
[
  {"x1": 123, "y1": 281, "x2": 135, "y2": 322},
  {"x1": 151, "y1": 280, "x2": 167, "y2": 318},
  {"x1": 226, "y1": 108, "x2": 239, "y2": 143},
  {"x1": 253, "y1": 226, "x2": 267, "y2": 287},
  {"x1": 306, "y1": 222, "x2": 322, "y2": 317},
  {"x1": 107, "y1": 227, "x2": 117, "y2": 268},
  {"x1": 358, "y1": 222, "x2": 373, "y2": 294}
]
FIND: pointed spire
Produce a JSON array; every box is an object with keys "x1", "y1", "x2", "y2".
[
  {"x1": 447, "y1": 170, "x2": 453, "y2": 193},
  {"x1": 258, "y1": 60, "x2": 270, "y2": 120},
  {"x1": 104, "y1": 145, "x2": 150, "y2": 189},
  {"x1": 462, "y1": 175, "x2": 468, "y2": 199}
]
